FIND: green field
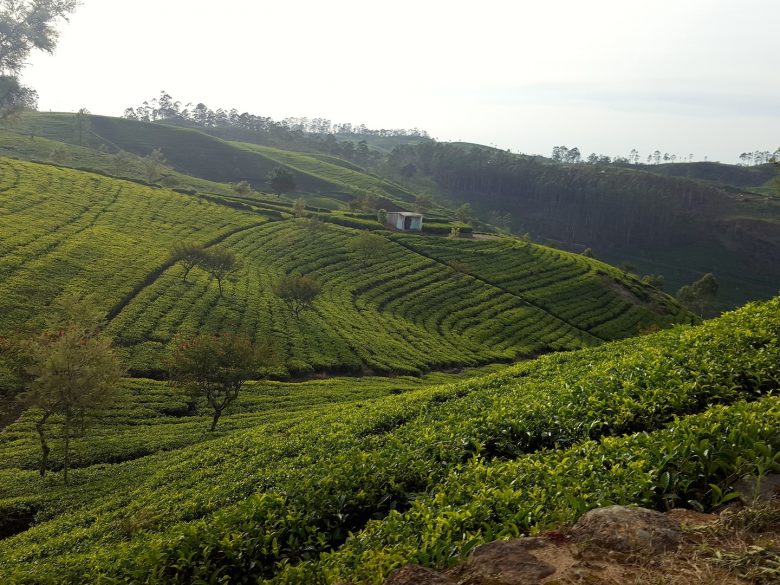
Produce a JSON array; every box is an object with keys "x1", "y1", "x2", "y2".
[
  {"x1": 0, "y1": 297, "x2": 777, "y2": 583},
  {"x1": 0, "y1": 157, "x2": 688, "y2": 379}
]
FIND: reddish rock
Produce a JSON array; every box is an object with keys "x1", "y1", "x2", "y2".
[
  {"x1": 455, "y1": 539, "x2": 556, "y2": 584},
  {"x1": 571, "y1": 505, "x2": 682, "y2": 554}
]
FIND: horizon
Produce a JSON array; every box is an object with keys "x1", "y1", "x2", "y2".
[{"x1": 20, "y1": 0, "x2": 780, "y2": 163}]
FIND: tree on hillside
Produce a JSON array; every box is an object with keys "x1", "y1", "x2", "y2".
[
  {"x1": 348, "y1": 231, "x2": 386, "y2": 266},
  {"x1": 273, "y1": 274, "x2": 321, "y2": 319},
  {"x1": 267, "y1": 167, "x2": 296, "y2": 197},
  {"x1": 0, "y1": 0, "x2": 79, "y2": 120},
  {"x1": 169, "y1": 333, "x2": 270, "y2": 431},
  {"x1": 74, "y1": 107, "x2": 89, "y2": 145},
  {"x1": 170, "y1": 241, "x2": 205, "y2": 283},
  {"x1": 112, "y1": 150, "x2": 133, "y2": 176},
  {"x1": 414, "y1": 193, "x2": 433, "y2": 213},
  {"x1": 677, "y1": 273, "x2": 719, "y2": 318},
  {"x1": 292, "y1": 197, "x2": 307, "y2": 218},
  {"x1": 200, "y1": 248, "x2": 238, "y2": 297},
  {"x1": 232, "y1": 180, "x2": 253, "y2": 196},
  {"x1": 142, "y1": 148, "x2": 166, "y2": 183},
  {"x1": 16, "y1": 293, "x2": 123, "y2": 482},
  {"x1": 455, "y1": 202, "x2": 472, "y2": 223},
  {"x1": 376, "y1": 208, "x2": 388, "y2": 225}
]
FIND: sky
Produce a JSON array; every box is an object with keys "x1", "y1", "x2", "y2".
[{"x1": 22, "y1": 0, "x2": 780, "y2": 162}]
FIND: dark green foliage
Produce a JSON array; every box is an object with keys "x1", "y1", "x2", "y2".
[
  {"x1": 199, "y1": 247, "x2": 238, "y2": 297},
  {"x1": 677, "y1": 272, "x2": 719, "y2": 317},
  {"x1": 267, "y1": 166, "x2": 296, "y2": 196},
  {"x1": 273, "y1": 273, "x2": 321, "y2": 319},
  {"x1": 169, "y1": 333, "x2": 267, "y2": 431}
]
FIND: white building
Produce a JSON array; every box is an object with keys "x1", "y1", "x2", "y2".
[{"x1": 386, "y1": 212, "x2": 423, "y2": 231}]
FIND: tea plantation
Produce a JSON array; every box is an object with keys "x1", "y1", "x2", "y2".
[
  {"x1": 0, "y1": 156, "x2": 688, "y2": 378},
  {"x1": 0, "y1": 297, "x2": 777, "y2": 583}
]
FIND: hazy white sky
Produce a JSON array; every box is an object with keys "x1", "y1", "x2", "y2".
[{"x1": 22, "y1": 0, "x2": 780, "y2": 162}]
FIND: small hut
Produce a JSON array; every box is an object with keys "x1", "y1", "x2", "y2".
[{"x1": 386, "y1": 212, "x2": 423, "y2": 231}]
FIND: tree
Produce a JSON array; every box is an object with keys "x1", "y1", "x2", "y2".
[
  {"x1": 348, "y1": 231, "x2": 386, "y2": 266},
  {"x1": 448, "y1": 226, "x2": 460, "y2": 239},
  {"x1": 0, "y1": 1, "x2": 79, "y2": 119},
  {"x1": 74, "y1": 107, "x2": 89, "y2": 145},
  {"x1": 292, "y1": 197, "x2": 307, "y2": 218},
  {"x1": 273, "y1": 274, "x2": 321, "y2": 319},
  {"x1": 232, "y1": 180, "x2": 252, "y2": 196},
  {"x1": 267, "y1": 167, "x2": 296, "y2": 197},
  {"x1": 677, "y1": 273, "x2": 719, "y2": 317},
  {"x1": 200, "y1": 248, "x2": 238, "y2": 297},
  {"x1": 112, "y1": 150, "x2": 133, "y2": 176},
  {"x1": 169, "y1": 334, "x2": 266, "y2": 431},
  {"x1": 414, "y1": 194, "x2": 433, "y2": 213},
  {"x1": 454, "y1": 202, "x2": 472, "y2": 223},
  {"x1": 376, "y1": 208, "x2": 388, "y2": 225},
  {"x1": 581, "y1": 247, "x2": 594, "y2": 258},
  {"x1": 16, "y1": 293, "x2": 123, "y2": 482},
  {"x1": 142, "y1": 148, "x2": 166, "y2": 183},
  {"x1": 170, "y1": 241, "x2": 205, "y2": 283}
]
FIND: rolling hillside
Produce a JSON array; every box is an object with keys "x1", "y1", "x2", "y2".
[
  {"x1": 0, "y1": 297, "x2": 777, "y2": 583},
  {"x1": 0, "y1": 157, "x2": 690, "y2": 382},
  {"x1": 384, "y1": 142, "x2": 780, "y2": 308}
]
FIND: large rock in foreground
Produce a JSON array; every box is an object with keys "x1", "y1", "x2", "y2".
[{"x1": 570, "y1": 505, "x2": 682, "y2": 554}]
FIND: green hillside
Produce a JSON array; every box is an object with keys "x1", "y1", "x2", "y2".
[
  {"x1": 0, "y1": 297, "x2": 777, "y2": 584},
  {"x1": 0, "y1": 157, "x2": 688, "y2": 381},
  {"x1": 5, "y1": 113, "x2": 423, "y2": 210},
  {"x1": 384, "y1": 141, "x2": 780, "y2": 308}
]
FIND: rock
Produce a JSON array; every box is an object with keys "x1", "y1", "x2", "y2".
[
  {"x1": 571, "y1": 505, "x2": 681, "y2": 554},
  {"x1": 732, "y1": 474, "x2": 780, "y2": 505},
  {"x1": 455, "y1": 539, "x2": 556, "y2": 584},
  {"x1": 383, "y1": 564, "x2": 455, "y2": 585}
]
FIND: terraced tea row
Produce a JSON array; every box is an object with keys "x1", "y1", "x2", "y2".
[
  {"x1": 110, "y1": 219, "x2": 604, "y2": 375},
  {"x1": 0, "y1": 158, "x2": 262, "y2": 333},
  {"x1": 1, "y1": 297, "x2": 777, "y2": 584},
  {"x1": 396, "y1": 235, "x2": 690, "y2": 339}
]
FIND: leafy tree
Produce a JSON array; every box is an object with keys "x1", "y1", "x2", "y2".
[
  {"x1": 169, "y1": 334, "x2": 267, "y2": 431},
  {"x1": 454, "y1": 203, "x2": 472, "y2": 223},
  {"x1": 292, "y1": 197, "x2": 307, "y2": 218},
  {"x1": 16, "y1": 293, "x2": 123, "y2": 482},
  {"x1": 348, "y1": 231, "x2": 386, "y2": 266},
  {"x1": 581, "y1": 247, "x2": 594, "y2": 258},
  {"x1": 232, "y1": 180, "x2": 252, "y2": 196},
  {"x1": 0, "y1": 0, "x2": 78, "y2": 119},
  {"x1": 376, "y1": 208, "x2": 388, "y2": 225},
  {"x1": 677, "y1": 273, "x2": 719, "y2": 317},
  {"x1": 49, "y1": 143, "x2": 67, "y2": 163},
  {"x1": 414, "y1": 193, "x2": 433, "y2": 213},
  {"x1": 200, "y1": 248, "x2": 238, "y2": 297},
  {"x1": 273, "y1": 274, "x2": 321, "y2": 319},
  {"x1": 112, "y1": 150, "x2": 133, "y2": 176},
  {"x1": 142, "y1": 148, "x2": 166, "y2": 183},
  {"x1": 74, "y1": 107, "x2": 89, "y2": 144},
  {"x1": 267, "y1": 167, "x2": 296, "y2": 197},
  {"x1": 448, "y1": 227, "x2": 460, "y2": 239},
  {"x1": 170, "y1": 241, "x2": 205, "y2": 283}
]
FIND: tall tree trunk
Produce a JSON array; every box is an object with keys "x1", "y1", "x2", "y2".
[
  {"x1": 36, "y1": 411, "x2": 52, "y2": 478},
  {"x1": 210, "y1": 409, "x2": 221, "y2": 432}
]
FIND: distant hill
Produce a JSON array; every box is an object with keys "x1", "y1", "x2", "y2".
[{"x1": 384, "y1": 142, "x2": 780, "y2": 308}]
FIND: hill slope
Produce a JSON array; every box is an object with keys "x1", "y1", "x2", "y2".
[
  {"x1": 384, "y1": 142, "x2": 780, "y2": 308},
  {"x1": 0, "y1": 296, "x2": 777, "y2": 583},
  {"x1": 0, "y1": 157, "x2": 689, "y2": 380}
]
